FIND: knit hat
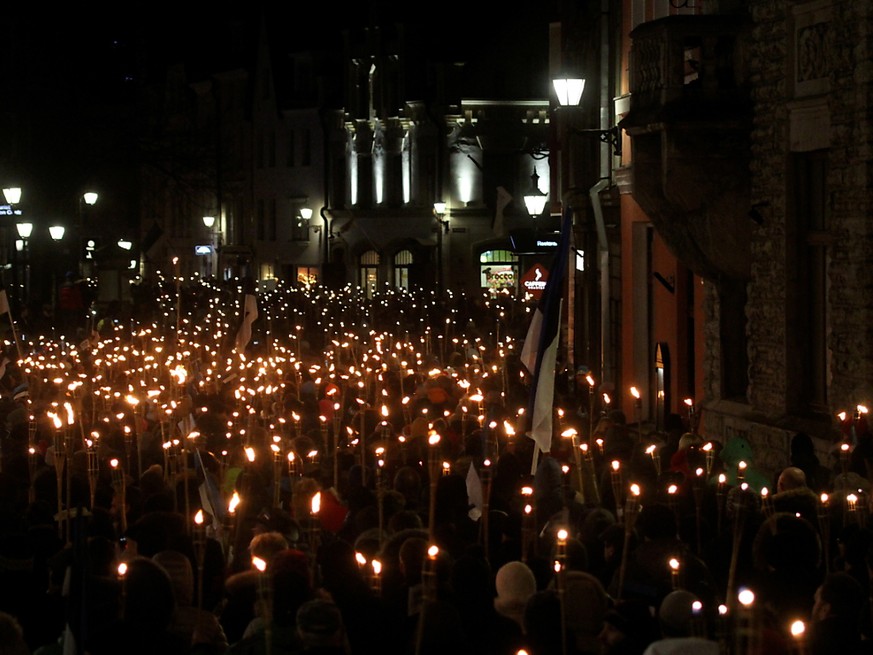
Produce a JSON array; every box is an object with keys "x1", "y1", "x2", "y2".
[
  {"x1": 658, "y1": 589, "x2": 701, "y2": 636},
  {"x1": 677, "y1": 432, "x2": 703, "y2": 451},
  {"x1": 152, "y1": 549, "x2": 194, "y2": 607},
  {"x1": 296, "y1": 599, "x2": 345, "y2": 648},
  {"x1": 494, "y1": 561, "x2": 537, "y2": 625}
]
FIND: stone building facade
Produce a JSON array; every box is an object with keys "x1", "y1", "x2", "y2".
[
  {"x1": 740, "y1": 0, "x2": 873, "y2": 472},
  {"x1": 608, "y1": 0, "x2": 873, "y2": 482}
]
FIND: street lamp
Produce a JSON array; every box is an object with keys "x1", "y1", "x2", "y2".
[
  {"x1": 79, "y1": 191, "x2": 99, "y2": 277},
  {"x1": 2, "y1": 188, "x2": 21, "y2": 205},
  {"x1": 203, "y1": 216, "x2": 215, "y2": 277},
  {"x1": 433, "y1": 202, "x2": 449, "y2": 294},
  {"x1": 552, "y1": 72, "x2": 620, "y2": 387},
  {"x1": 16, "y1": 222, "x2": 32, "y2": 305},
  {"x1": 49, "y1": 226, "x2": 65, "y2": 324},
  {"x1": 552, "y1": 75, "x2": 621, "y2": 154},
  {"x1": 552, "y1": 77, "x2": 586, "y2": 108},
  {"x1": 1, "y1": 187, "x2": 22, "y2": 272},
  {"x1": 117, "y1": 238, "x2": 138, "y2": 273},
  {"x1": 523, "y1": 169, "x2": 548, "y2": 229}
]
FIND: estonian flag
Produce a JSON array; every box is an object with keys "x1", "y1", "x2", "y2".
[{"x1": 521, "y1": 208, "x2": 572, "y2": 460}]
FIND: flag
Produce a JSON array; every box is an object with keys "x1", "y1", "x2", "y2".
[
  {"x1": 522, "y1": 208, "x2": 572, "y2": 460},
  {"x1": 466, "y1": 461, "x2": 483, "y2": 521},
  {"x1": 492, "y1": 186, "x2": 512, "y2": 237},
  {"x1": 235, "y1": 293, "x2": 258, "y2": 351},
  {"x1": 195, "y1": 448, "x2": 225, "y2": 523},
  {"x1": 0, "y1": 289, "x2": 8, "y2": 315}
]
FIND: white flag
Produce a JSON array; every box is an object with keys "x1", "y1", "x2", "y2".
[
  {"x1": 466, "y1": 462, "x2": 483, "y2": 521},
  {"x1": 235, "y1": 293, "x2": 258, "y2": 351}
]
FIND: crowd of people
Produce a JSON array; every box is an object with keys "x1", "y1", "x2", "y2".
[{"x1": 0, "y1": 280, "x2": 867, "y2": 655}]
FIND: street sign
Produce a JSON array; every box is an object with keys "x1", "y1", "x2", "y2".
[{"x1": 521, "y1": 263, "x2": 549, "y2": 299}]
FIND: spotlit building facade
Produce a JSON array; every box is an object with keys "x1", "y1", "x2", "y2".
[{"x1": 140, "y1": 16, "x2": 561, "y2": 298}]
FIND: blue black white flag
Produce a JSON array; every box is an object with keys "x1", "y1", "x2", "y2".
[{"x1": 521, "y1": 208, "x2": 572, "y2": 461}]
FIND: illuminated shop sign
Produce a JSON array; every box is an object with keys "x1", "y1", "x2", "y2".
[
  {"x1": 520, "y1": 263, "x2": 549, "y2": 299},
  {"x1": 510, "y1": 228, "x2": 559, "y2": 254}
]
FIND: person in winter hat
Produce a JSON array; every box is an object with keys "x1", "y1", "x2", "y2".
[
  {"x1": 642, "y1": 589, "x2": 719, "y2": 655},
  {"x1": 494, "y1": 560, "x2": 538, "y2": 630}
]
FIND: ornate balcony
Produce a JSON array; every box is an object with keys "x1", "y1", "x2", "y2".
[{"x1": 620, "y1": 14, "x2": 753, "y2": 282}]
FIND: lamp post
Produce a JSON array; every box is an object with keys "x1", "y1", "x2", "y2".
[
  {"x1": 299, "y1": 208, "x2": 316, "y2": 283},
  {"x1": 16, "y1": 222, "x2": 32, "y2": 306},
  {"x1": 78, "y1": 192, "x2": 98, "y2": 278},
  {"x1": 553, "y1": 77, "x2": 584, "y2": 377},
  {"x1": 552, "y1": 72, "x2": 619, "y2": 382},
  {"x1": 202, "y1": 215, "x2": 216, "y2": 278},
  {"x1": 2, "y1": 188, "x2": 22, "y2": 282},
  {"x1": 432, "y1": 202, "x2": 449, "y2": 294},
  {"x1": 49, "y1": 225, "x2": 65, "y2": 327}
]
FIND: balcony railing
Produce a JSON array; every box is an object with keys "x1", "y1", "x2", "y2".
[{"x1": 624, "y1": 14, "x2": 751, "y2": 128}]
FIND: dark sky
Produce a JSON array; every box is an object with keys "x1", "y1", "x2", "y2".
[{"x1": 6, "y1": 1, "x2": 559, "y2": 90}]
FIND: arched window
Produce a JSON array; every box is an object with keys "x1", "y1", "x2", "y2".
[
  {"x1": 393, "y1": 249, "x2": 413, "y2": 289},
  {"x1": 479, "y1": 249, "x2": 519, "y2": 293},
  {"x1": 359, "y1": 250, "x2": 380, "y2": 297}
]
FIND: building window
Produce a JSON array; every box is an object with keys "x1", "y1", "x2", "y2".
[
  {"x1": 788, "y1": 151, "x2": 828, "y2": 415},
  {"x1": 393, "y1": 249, "x2": 412, "y2": 289},
  {"x1": 259, "y1": 261, "x2": 275, "y2": 281},
  {"x1": 359, "y1": 250, "x2": 380, "y2": 297},
  {"x1": 479, "y1": 249, "x2": 519, "y2": 292},
  {"x1": 297, "y1": 266, "x2": 318, "y2": 286}
]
